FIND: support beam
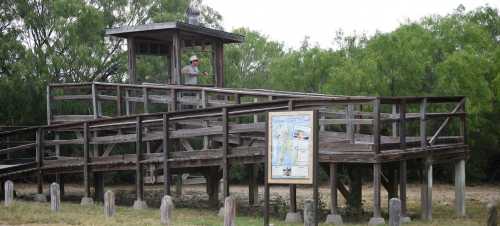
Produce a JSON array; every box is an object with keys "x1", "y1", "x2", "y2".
[
  {"x1": 221, "y1": 108, "x2": 229, "y2": 198},
  {"x1": 369, "y1": 163, "x2": 385, "y2": 225},
  {"x1": 421, "y1": 157, "x2": 433, "y2": 221},
  {"x1": 133, "y1": 116, "x2": 147, "y2": 209},
  {"x1": 325, "y1": 163, "x2": 343, "y2": 225},
  {"x1": 162, "y1": 114, "x2": 171, "y2": 196},
  {"x1": 171, "y1": 32, "x2": 181, "y2": 85},
  {"x1": 400, "y1": 161, "x2": 410, "y2": 222},
  {"x1": 36, "y1": 128, "x2": 44, "y2": 195},
  {"x1": 94, "y1": 172, "x2": 104, "y2": 202},
  {"x1": 212, "y1": 40, "x2": 224, "y2": 87},
  {"x1": 247, "y1": 164, "x2": 258, "y2": 205},
  {"x1": 454, "y1": 159, "x2": 466, "y2": 217},
  {"x1": 81, "y1": 122, "x2": 93, "y2": 205}
]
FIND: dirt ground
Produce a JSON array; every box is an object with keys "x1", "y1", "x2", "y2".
[{"x1": 12, "y1": 182, "x2": 500, "y2": 211}]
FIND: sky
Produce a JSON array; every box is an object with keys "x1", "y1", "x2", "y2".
[{"x1": 204, "y1": 0, "x2": 499, "y2": 49}]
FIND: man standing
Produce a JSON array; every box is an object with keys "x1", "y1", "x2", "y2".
[{"x1": 181, "y1": 55, "x2": 208, "y2": 85}]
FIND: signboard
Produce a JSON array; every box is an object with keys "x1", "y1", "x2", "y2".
[{"x1": 267, "y1": 111, "x2": 315, "y2": 184}]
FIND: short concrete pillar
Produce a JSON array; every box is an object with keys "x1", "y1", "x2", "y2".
[
  {"x1": 81, "y1": 196, "x2": 94, "y2": 206},
  {"x1": 4, "y1": 180, "x2": 14, "y2": 207},
  {"x1": 389, "y1": 198, "x2": 401, "y2": 226},
  {"x1": 50, "y1": 183, "x2": 60, "y2": 212},
  {"x1": 104, "y1": 190, "x2": 115, "y2": 218},
  {"x1": 487, "y1": 202, "x2": 497, "y2": 226},
  {"x1": 223, "y1": 196, "x2": 236, "y2": 226},
  {"x1": 133, "y1": 199, "x2": 148, "y2": 209},
  {"x1": 303, "y1": 199, "x2": 315, "y2": 226},
  {"x1": 285, "y1": 212, "x2": 303, "y2": 223},
  {"x1": 160, "y1": 195, "x2": 174, "y2": 225}
]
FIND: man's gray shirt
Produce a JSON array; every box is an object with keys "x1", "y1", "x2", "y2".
[{"x1": 181, "y1": 65, "x2": 199, "y2": 85}]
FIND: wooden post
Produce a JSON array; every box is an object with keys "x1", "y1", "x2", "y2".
[
  {"x1": 325, "y1": 163, "x2": 343, "y2": 224},
  {"x1": 162, "y1": 114, "x2": 171, "y2": 196},
  {"x1": 160, "y1": 195, "x2": 174, "y2": 225},
  {"x1": 104, "y1": 190, "x2": 115, "y2": 218},
  {"x1": 304, "y1": 199, "x2": 315, "y2": 226},
  {"x1": 420, "y1": 98, "x2": 432, "y2": 221},
  {"x1": 285, "y1": 100, "x2": 301, "y2": 223},
  {"x1": 4, "y1": 180, "x2": 13, "y2": 207},
  {"x1": 171, "y1": 32, "x2": 181, "y2": 85},
  {"x1": 170, "y1": 89, "x2": 177, "y2": 112},
  {"x1": 455, "y1": 159, "x2": 466, "y2": 217},
  {"x1": 125, "y1": 88, "x2": 131, "y2": 115},
  {"x1": 248, "y1": 164, "x2": 258, "y2": 206},
  {"x1": 222, "y1": 108, "x2": 229, "y2": 199},
  {"x1": 389, "y1": 198, "x2": 401, "y2": 226},
  {"x1": 487, "y1": 202, "x2": 498, "y2": 226},
  {"x1": 213, "y1": 40, "x2": 224, "y2": 87},
  {"x1": 346, "y1": 104, "x2": 355, "y2": 142},
  {"x1": 133, "y1": 116, "x2": 147, "y2": 209},
  {"x1": 224, "y1": 196, "x2": 236, "y2": 226},
  {"x1": 81, "y1": 122, "x2": 93, "y2": 205},
  {"x1": 369, "y1": 163, "x2": 385, "y2": 225},
  {"x1": 398, "y1": 100, "x2": 410, "y2": 221},
  {"x1": 35, "y1": 128, "x2": 46, "y2": 202},
  {"x1": 50, "y1": 182, "x2": 60, "y2": 212},
  {"x1": 127, "y1": 37, "x2": 137, "y2": 84},
  {"x1": 264, "y1": 114, "x2": 270, "y2": 226}
]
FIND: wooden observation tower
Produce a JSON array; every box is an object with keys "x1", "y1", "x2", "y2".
[{"x1": 0, "y1": 21, "x2": 469, "y2": 225}]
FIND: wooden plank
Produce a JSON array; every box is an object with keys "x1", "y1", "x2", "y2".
[
  {"x1": 52, "y1": 115, "x2": 94, "y2": 122},
  {"x1": 52, "y1": 95, "x2": 92, "y2": 101},
  {"x1": 0, "y1": 143, "x2": 36, "y2": 155}
]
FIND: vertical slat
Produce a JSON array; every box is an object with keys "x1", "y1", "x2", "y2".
[
  {"x1": 420, "y1": 98, "x2": 427, "y2": 148},
  {"x1": 222, "y1": 107, "x2": 229, "y2": 198},
  {"x1": 372, "y1": 99, "x2": 381, "y2": 153},
  {"x1": 347, "y1": 104, "x2": 355, "y2": 143},
  {"x1": 459, "y1": 98, "x2": 467, "y2": 144},
  {"x1": 116, "y1": 86, "x2": 122, "y2": 116},
  {"x1": 143, "y1": 87, "x2": 149, "y2": 113},
  {"x1": 392, "y1": 104, "x2": 398, "y2": 137},
  {"x1": 136, "y1": 116, "x2": 144, "y2": 201},
  {"x1": 127, "y1": 37, "x2": 137, "y2": 84},
  {"x1": 46, "y1": 86, "x2": 52, "y2": 125},
  {"x1": 170, "y1": 89, "x2": 177, "y2": 112},
  {"x1": 91, "y1": 83, "x2": 98, "y2": 119},
  {"x1": 125, "y1": 88, "x2": 131, "y2": 115},
  {"x1": 202, "y1": 90, "x2": 209, "y2": 149},
  {"x1": 162, "y1": 114, "x2": 171, "y2": 196}
]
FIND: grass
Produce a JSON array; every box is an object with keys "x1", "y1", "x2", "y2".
[{"x1": 0, "y1": 199, "x2": 495, "y2": 226}]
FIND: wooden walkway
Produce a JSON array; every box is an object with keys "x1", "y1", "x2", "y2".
[{"x1": 0, "y1": 82, "x2": 469, "y2": 221}]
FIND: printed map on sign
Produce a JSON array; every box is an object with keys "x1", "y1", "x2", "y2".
[{"x1": 270, "y1": 113, "x2": 312, "y2": 180}]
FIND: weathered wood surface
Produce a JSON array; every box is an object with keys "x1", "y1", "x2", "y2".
[
  {"x1": 4, "y1": 180, "x2": 13, "y2": 207},
  {"x1": 50, "y1": 182, "x2": 60, "y2": 212},
  {"x1": 389, "y1": 198, "x2": 401, "y2": 226},
  {"x1": 104, "y1": 190, "x2": 115, "y2": 218},
  {"x1": 223, "y1": 196, "x2": 236, "y2": 226},
  {"x1": 160, "y1": 195, "x2": 174, "y2": 225}
]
